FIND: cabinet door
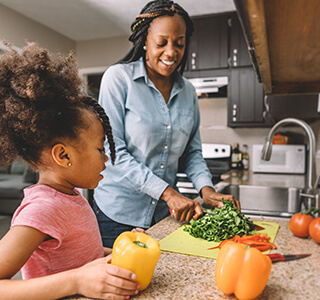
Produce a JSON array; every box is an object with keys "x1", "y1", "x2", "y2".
[
  {"x1": 228, "y1": 67, "x2": 271, "y2": 127},
  {"x1": 188, "y1": 15, "x2": 229, "y2": 71},
  {"x1": 229, "y1": 13, "x2": 252, "y2": 67}
]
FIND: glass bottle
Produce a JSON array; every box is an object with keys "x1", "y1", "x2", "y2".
[
  {"x1": 242, "y1": 144, "x2": 249, "y2": 170},
  {"x1": 237, "y1": 153, "x2": 244, "y2": 170},
  {"x1": 231, "y1": 143, "x2": 241, "y2": 169}
]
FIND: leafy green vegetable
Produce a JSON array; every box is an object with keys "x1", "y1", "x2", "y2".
[{"x1": 183, "y1": 199, "x2": 254, "y2": 242}]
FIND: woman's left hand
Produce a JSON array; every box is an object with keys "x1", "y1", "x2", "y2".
[{"x1": 201, "y1": 186, "x2": 241, "y2": 211}]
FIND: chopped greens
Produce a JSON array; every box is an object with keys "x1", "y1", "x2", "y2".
[{"x1": 183, "y1": 199, "x2": 254, "y2": 242}]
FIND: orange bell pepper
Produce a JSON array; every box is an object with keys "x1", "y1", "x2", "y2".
[{"x1": 215, "y1": 241, "x2": 272, "y2": 300}]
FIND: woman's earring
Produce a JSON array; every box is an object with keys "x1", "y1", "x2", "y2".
[
  {"x1": 143, "y1": 45, "x2": 147, "y2": 51},
  {"x1": 67, "y1": 162, "x2": 72, "y2": 167}
]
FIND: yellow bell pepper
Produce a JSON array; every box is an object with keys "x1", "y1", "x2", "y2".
[
  {"x1": 215, "y1": 241, "x2": 272, "y2": 300},
  {"x1": 111, "y1": 231, "x2": 161, "y2": 291}
]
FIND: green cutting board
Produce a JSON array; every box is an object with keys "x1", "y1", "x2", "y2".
[{"x1": 159, "y1": 221, "x2": 279, "y2": 259}]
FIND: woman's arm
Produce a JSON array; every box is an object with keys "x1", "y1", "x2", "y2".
[
  {"x1": 0, "y1": 226, "x2": 139, "y2": 300},
  {"x1": 98, "y1": 66, "x2": 169, "y2": 200}
]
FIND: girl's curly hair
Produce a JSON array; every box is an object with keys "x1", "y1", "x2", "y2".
[{"x1": 0, "y1": 42, "x2": 115, "y2": 169}]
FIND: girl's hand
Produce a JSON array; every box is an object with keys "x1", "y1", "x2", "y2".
[
  {"x1": 132, "y1": 228, "x2": 147, "y2": 234},
  {"x1": 201, "y1": 186, "x2": 241, "y2": 211},
  {"x1": 75, "y1": 255, "x2": 140, "y2": 300},
  {"x1": 161, "y1": 186, "x2": 203, "y2": 222}
]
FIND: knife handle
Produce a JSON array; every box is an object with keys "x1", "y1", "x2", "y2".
[{"x1": 266, "y1": 253, "x2": 285, "y2": 262}]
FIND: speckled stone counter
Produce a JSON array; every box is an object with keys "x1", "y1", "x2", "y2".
[
  {"x1": 220, "y1": 170, "x2": 306, "y2": 189},
  {"x1": 64, "y1": 215, "x2": 320, "y2": 300}
]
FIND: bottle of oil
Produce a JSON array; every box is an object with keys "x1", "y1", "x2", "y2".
[
  {"x1": 237, "y1": 152, "x2": 244, "y2": 170},
  {"x1": 231, "y1": 143, "x2": 241, "y2": 169}
]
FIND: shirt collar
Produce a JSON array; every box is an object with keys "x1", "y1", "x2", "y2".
[{"x1": 132, "y1": 57, "x2": 185, "y2": 90}]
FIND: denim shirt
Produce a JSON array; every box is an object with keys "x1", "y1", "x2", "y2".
[{"x1": 94, "y1": 58, "x2": 214, "y2": 228}]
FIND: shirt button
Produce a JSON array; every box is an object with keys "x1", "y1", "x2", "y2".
[
  {"x1": 167, "y1": 125, "x2": 171, "y2": 129},
  {"x1": 160, "y1": 165, "x2": 164, "y2": 169},
  {"x1": 152, "y1": 201, "x2": 156, "y2": 205},
  {"x1": 164, "y1": 145, "x2": 168, "y2": 149}
]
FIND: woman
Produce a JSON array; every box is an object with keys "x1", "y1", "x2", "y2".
[{"x1": 94, "y1": 0, "x2": 239, "y2": 248}]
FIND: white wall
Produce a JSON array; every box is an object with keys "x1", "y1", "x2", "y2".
[
  {"x1": 0, "y1": 3, "x2": 75, "y2": 54},
  {"x1": 76, "y1": 36, "x2": 131, "y2": 69}
]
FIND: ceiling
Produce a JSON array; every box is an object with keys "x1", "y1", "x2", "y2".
[{"x1": 0, "y1": 0, "x2": 236, "y2": 41}]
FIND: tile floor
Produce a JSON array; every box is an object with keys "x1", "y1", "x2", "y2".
[{"x1": 0, "y1": 215, "x2": 22, "y2": 279}]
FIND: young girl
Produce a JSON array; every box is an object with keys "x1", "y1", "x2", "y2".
[{"x1": 0, "y1": 42, "x2": 140, "y2": 300}]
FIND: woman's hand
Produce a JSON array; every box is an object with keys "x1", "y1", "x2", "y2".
[
  {"x1": 201, "y1": 186, "x2": 241, "y2": 211},
  {"x1": 161, "y1": 186, "x2": 203, "y2": 222},
  {"x1": 75, "y1": 255, "x2": 140, "y2": 300}
]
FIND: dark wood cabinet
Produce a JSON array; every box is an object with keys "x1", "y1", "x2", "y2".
[
  {"x1": 187, "y1": 14, "x2": 229, "y2": 72},
  {"x1": 228, "y1": 67, "x2": 272, "y2": 127},
  {"x1": 268, "y1": 94, "x2": 320, "y2": 122},
  {"x1": 228, "y1": 12, "x2": 252, "y2": 68},
  {"x1": 185, "y1": 13, "x2": 274, "y2": 127}
]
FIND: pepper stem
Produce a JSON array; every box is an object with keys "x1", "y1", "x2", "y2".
[{"x1": 134, "y1": 241, "x2": 148, "y2": 248}]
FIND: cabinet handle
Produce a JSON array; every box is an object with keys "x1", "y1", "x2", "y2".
[
  {"x1": 233, "y1": 104, "x2": 237, "y2": 121},
  {"x1": 233, "y1": 49, "x2": 238, "y2": 67},
  {"x1": 262, "y1": 95, "x2": 270, "y2": 120},
  {"x1": 191, "y1": 52, "x2": 196, "y2": 69}
]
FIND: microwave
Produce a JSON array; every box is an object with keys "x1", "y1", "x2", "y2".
[{"x1": 252, "y1": 144, "x2": 306, "y2": 174}]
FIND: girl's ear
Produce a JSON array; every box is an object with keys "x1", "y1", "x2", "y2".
[{"x1": 51, "y1": 143, "x2": 70, "y2": 168}]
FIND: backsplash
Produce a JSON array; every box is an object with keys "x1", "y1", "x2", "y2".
[{"x1": 198, "y1": 97, "x2": 320, "y2": 175}]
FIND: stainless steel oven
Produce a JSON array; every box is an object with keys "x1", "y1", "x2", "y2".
[{"x1": 176, "y1": 143, "x2": 232, "y2": 199}]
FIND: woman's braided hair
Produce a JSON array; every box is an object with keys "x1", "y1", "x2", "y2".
[
  {"x1": 118, "y1": 0, "x2": 194, "y2": 74},
  {"x1": 0, "y1": 42, "x2": 115, "y2": 170}
]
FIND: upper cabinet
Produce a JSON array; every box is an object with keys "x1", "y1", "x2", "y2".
[
  {"x1": 186, "y1": 12, "x2": 252, "y2": 74},
  {"x1": 229, "y1": 13, "x2": 252, "y2": 68},
  {"x1": 234, "y1": 0, "x2": 320, "y2": 95},
  {"x1": 187, "y1": 14, "x2": 229, "y2": 72}
]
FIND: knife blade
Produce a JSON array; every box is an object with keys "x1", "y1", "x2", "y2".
[
  {"x1": 266, "y1": 253, "x2": 311, "y2": 263},
  {"x1": 169, "y1": 208, "x2": 264, "y2": 231}
]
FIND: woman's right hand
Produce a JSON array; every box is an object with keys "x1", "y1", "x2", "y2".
[
  {"x1": 75, "y1": 255, "x2": 140, "y2": 300},
  {"x1": 161, "y1": 186, "x2": 203, "y2": 222}
]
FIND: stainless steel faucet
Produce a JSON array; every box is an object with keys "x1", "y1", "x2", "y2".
[{"x1": 261, "y1": 118, "x2": 319, "y2": 211}]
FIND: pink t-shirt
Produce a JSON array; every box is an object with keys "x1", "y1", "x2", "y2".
[{"x1": 11, "y1": 185, "x2": 104, "y2": 279}]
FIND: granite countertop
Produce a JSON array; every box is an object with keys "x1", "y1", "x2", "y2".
[
  {"x1": 65, "y1": 215, "x2": 320, "y2": 300},
  {"x1": 220, "y1": 170, "x2": 306, "y2": 189}
]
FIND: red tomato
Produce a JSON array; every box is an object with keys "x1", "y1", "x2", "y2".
[
  {"x1": 309, "y1": 217, "x2": 320, "y2": 243},
  {"x1": 289, "y1": 213, "x2": 313, "y2": 237}
]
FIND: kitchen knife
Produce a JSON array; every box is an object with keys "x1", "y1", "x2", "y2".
[
  {"x1": 266, "y1": 253, "x2": 311, "y2": 263},
  {"x1": 169, "y1": 208, "x2": 264, "y2": 231}
]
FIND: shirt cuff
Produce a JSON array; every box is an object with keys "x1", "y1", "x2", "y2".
[
  {"x1": 193, "y1": 176, "x2": 215, "y2": 193},
  {"x1": 142, "y1": 174, "x2": 169, "y2": 200}
]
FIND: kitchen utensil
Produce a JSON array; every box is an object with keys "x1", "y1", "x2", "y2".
[
  {"x1": 266, "y1": 253, "x2": 311, "y2": 263},
  {"x1": 169, "y1": 208, "x2": 265, "y2": 231},
  {"x1": 159, "y1": 221, "x2": 279, "y2": 259}
]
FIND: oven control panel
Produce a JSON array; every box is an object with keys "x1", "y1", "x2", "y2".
[{"x1": 202, "y1": 143, "x2": 232, "y2": 159}]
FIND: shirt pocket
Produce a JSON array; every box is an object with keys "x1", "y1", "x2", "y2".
[{"x1": 178, "y1": 108, "x2": 194, "y2": 137}]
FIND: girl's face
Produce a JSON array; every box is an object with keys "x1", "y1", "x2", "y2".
[
  {"x1": 144, "y1": 14, "x2": 186, "y2": 80},
  {"x1": 68, "y1": 111, "x2": 108, "y2": 190}
]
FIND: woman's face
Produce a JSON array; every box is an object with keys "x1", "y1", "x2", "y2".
[{"x1": 144, "y1": 14, "x2": 186, "y2": 80}]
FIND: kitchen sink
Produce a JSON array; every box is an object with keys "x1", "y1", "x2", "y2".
[{"x1": 210, "y1": 184, "x2": 303, "y2": 218}]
